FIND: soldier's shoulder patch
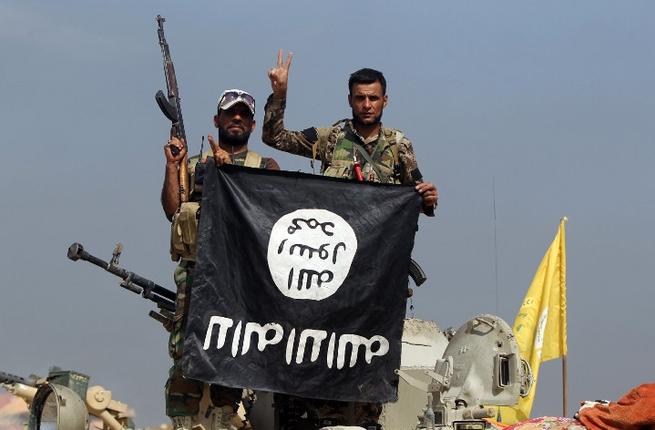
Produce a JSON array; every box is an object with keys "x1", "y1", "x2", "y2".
[{"x1": 301, "y1": 127, "x2": 318, "y2": 142}]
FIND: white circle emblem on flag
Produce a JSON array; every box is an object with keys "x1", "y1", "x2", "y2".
[{"x1": 267, "y1": 209, "x2": 358, "y2": 301}]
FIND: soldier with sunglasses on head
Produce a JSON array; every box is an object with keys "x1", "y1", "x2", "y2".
[{"x1": 162, "y1": 89, "x2": 279, "y2": 430}]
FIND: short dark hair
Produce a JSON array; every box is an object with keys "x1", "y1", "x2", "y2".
[{"x1": 348, "y1": 68, "x2": 386, "y2": 95}]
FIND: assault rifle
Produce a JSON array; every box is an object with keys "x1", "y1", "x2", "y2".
[
  {"x1": 155, "y1": 14, "x2": 189, "y2": 204},
  {"x1": 67, "y1": 242, "x2": 175, "y2": 329}
]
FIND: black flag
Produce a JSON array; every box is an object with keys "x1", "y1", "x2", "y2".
[{"x1": 181, "y1": 162, "x2": 421, "y2": 402}]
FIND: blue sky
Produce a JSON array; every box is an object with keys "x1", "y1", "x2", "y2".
[{"x1": 1, "y1": 0, "x2": 654, "y2": 426}]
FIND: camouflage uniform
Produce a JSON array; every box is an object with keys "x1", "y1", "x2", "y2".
[
  {"x1": 262, "y1": 95, "x2": 431, "y2": 195},
  {"x1": 166, "y1": 150, "x2": 279, "y2": 423},
  {"x1": 263, "y1": 94, "x2": 429, "y2": 428}
]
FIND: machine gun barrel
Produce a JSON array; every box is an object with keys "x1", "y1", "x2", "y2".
[
  {"x1": 0, "y1": 371, "x2": 32, "y2": 386},
  {"x1": 67, "y1": 242, "x2": 176, "y2": 313}
]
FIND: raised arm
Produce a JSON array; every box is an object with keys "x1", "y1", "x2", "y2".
[
  {"x1": 269, "y1": 48, "x2": 292, "y2": 100},
  {"x1": 262, "y1": 50, "x2": 320, "y2": 159},
  {"x1": 161, "y1": 136, "x2": 188, "y2": 221}
]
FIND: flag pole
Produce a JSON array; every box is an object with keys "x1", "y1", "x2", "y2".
[
  {"x1": 561, "y1": 216, "x2": 568, "y2": 417},
  {"x1": 562, "y1": 355, "x2": 568, "y2": 416}
]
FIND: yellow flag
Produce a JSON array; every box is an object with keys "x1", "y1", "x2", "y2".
[{"x1": 499, "y1": 218, "x2": 567, "y2": 424}]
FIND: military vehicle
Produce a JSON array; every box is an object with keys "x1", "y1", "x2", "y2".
[
  {"x1": 64, "y1": 241, "x2": 532, "y2": 430},
  {"x1": 0, "y1": 314, "x2": 532, "y2": 430},
  {"x1": 1, "y1": 368, "x2": 135, "y2": 430},
  {"x1": 247, "y1": 316, "x2": 531, "y2": 430}
]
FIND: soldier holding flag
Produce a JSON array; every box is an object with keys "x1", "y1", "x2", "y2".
[
  {"x1": 263, "y1": 50, "x2": 438, "y2": 215},
  {"x1": 162, "y1": 89, "x2": 279, "y2": 430},
  {"x1": 262, "y1": 49, "x2": 438, "y2": 429}
]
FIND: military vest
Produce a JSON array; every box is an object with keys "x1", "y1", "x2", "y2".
[
  {"x1": 170, "y1": 150, "x2": 264, "y2": 262},
  {"x1": 322, "y1": 123, "x2": 403, "y2": 184}
]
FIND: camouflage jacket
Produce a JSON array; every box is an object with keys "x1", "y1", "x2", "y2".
[{"x1": 262, "y1": 94, "x2": 425, "y2": 187}]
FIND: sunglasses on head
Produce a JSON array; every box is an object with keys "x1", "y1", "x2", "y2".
[{"x1": 219, "y1": 90, "x2": 255, "y2": 114}]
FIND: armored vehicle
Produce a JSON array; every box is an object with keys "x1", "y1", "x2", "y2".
[
  {"x1": 64, "y1": 242, "x2": 532, "y2": 430},
  {"x1": 246, "y1": 316, "x2": 531, "y2": 430},
  {"x1": 1, "y1": 368, "x2": 135, "y2": 430}
]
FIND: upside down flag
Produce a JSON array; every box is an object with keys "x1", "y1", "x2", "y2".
[{"x1": 181, "y1": 162, "x2": 422, "y2": 402}]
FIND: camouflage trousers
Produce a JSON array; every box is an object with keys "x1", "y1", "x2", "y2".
[
  {"x1": 166, "y1": 261, "x2": 242, "y2": 417},
  {"x1": 274, "y1": 394, "x2": 382, "y2": 430}
]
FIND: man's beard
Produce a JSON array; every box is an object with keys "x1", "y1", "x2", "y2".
[
  {"x1": 218, "y1": 127, "x2": 251, "y2": 147},
  {"x1": 352, "y1": 108, "x2": 383, "y2": 128}
]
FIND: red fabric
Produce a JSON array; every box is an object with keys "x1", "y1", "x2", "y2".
[{"x1": 578, "y1": 383, "x2": 655, "y2": 430}]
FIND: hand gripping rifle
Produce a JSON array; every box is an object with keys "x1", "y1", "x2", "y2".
[
  {"x1": 67, "y1": 242, "x2": 176, "y2": 330},
  {"x1": 155, "y1": 15, "x2": 189, "y2": 204}
]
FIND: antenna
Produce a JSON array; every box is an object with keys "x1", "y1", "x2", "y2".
[{"x1": 493, "y1": 176, "x2": 499, "y2": 315}]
